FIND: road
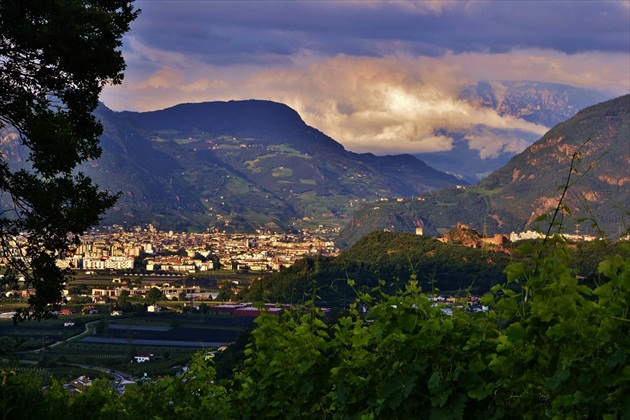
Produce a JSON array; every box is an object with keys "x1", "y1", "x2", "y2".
[{"x1": 20, "y1": 320, "x2": 139, "y2": 392}]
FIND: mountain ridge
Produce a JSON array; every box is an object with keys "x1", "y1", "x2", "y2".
[
  {"x1": 2, "y1": 86, "x2": 623, "y2": 237},
  {"x1": 87, "y1": 100, "x2": 462, "y2": 231}
]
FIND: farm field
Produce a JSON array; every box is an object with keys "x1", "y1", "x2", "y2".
[
  {"x1": 5, "y1": 310, "x2": 255, "y2": 381},
  {"x1": 0, "y1": 316, "x2": 98, "y2": 349},
  {"x1": 65, "y1": 269, "x2": 260, "y2": 297},
  {"x1": 85, "y1": 312, "x2": 253, "y2": 347}
]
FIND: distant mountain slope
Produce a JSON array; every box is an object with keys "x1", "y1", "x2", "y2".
[
  {"x1": 338, "y1": 95, "x2": 630, "y2": 247},
  {"x1": 415, "y1": 82, "x2": 613, "y2": 182},
  {"x1": 84, "y1": 100, "x2": 460, "y2": 231},
  {"x1": 479, "y1": 94, "x2": 629, "y2": 233},
  {"x1": 121, "y1": 100, "x2": 346, "y2": 155}
]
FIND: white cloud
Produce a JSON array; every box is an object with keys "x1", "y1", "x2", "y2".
[{"x1": 465, "y1": 129, "x2": 533, "y2": 159}]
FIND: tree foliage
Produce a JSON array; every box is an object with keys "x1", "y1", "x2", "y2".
[
  {"x1": 145, "y1": 286, "x2": 163, "y2": 304},
  {"x1": 0, "y1": 0, "x2": 138, "y2": 321}
]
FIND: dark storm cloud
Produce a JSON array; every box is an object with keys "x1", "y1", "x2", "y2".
[{"x1": 130, "y1": 1, "x2": 629, "y2": 64}]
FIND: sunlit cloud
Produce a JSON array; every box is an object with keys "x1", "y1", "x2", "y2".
[
  {"x1": 465, "y1": 128, "x2": 533, "y2": 159},
  {"x1": 133, "y1": 69, "x2": 183, "y2": 90}
]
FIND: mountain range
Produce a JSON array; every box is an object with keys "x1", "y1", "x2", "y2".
[
  {"x1": 0, "y1": 82, "x2": 625, "y2": 239},
  {"x1": 338, "y1": 94, "x2": 630, "y2": 247},
  {"x1": 86, "y1": 100, "x2": 460, "y2": 232}
]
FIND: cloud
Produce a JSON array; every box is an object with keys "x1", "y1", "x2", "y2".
[
  {"x1": 250, "y1": 56, "x2": 548, "y2": 155},
  {"x1": 133, "y1": 68, "x2": 182, "y2": 90},
  {"x1": 465, "y1": 128, "x2": 533, "y2": 159},
  {"x1": 102, "y1": 1, "x2": 629, "y2": 157},
  {"x1": 129, "y1": 0, "x2": 629, "y2": 62}
]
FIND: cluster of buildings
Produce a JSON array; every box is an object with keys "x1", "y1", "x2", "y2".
[
  {"x1": 1, "y1": 224, "x2": 339, "y2": 275},
  {"x1": 0, "y1": 225, "x2": 339, "y2": 307},
  {"x1": 90, "y1": 283, "x2": 207, "y2": 302},
  {"x1": 2, "y1": 221, "x2": 605, "y2": 279},
  {"x1": 508, "y1": 229, "x2": 597, "y2": 242},
  {"x1": 434, "y1": 222, "x2": 599, "y2": 249}
]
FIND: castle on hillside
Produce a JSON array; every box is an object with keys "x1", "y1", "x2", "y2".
[{"x1": 437, "y1": 222, "x2": 509, "y2": 249}]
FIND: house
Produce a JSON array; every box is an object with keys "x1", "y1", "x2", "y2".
[
  {"x1": 147, "y1": 304, "x2": 161, "y2": 313},
  {"x1": 82, "y1": 305, "x2": 99, "y2": 314},
  {"x1": 66, "y1": 376, "x2": 92, "y2": 394},
  {"x1": 133, "y1": 352, "x2": 154, "y2": 363}
]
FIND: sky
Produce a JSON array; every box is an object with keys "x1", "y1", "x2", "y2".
[{"x1": 101, "y1": 0, "x2": 630, "y2": 157}]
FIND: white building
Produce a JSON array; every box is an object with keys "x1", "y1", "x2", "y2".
[{"x1": 82, "y1": 255, "x2": 134, "y2": 270}]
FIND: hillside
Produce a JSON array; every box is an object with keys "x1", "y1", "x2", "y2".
[
  {"x1": 242, "y1": 231, "x2": 512, "y2": 305},
  {"x1": 241, "y1": 230, "x2": 623, "y2": 306},
  {"x1": 84, "y1": 101, "x2": 461, "y2": 231},
  {"x1": 338, "y1": 95, "x2": 630, "y2": 247}
]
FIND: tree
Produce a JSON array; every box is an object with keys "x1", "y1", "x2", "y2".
[
  {"x1": 146, "y1": 287, "x2": 163, "y2": 304},
  {"x1": 0, "y1": 1, "x2": 139, "y2": 321},
  {"x1": 117, "y1": 288, "x2": 131, "y2": 309},
  {"x1": 178, "y1": 290, "x2": 187, "y2": 301}
]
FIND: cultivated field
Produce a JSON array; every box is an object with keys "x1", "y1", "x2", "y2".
[{"x1": 4, "y1": 310, "x2": 254, "y2": 381}]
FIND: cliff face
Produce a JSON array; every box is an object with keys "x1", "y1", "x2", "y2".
[
  {"x1": 463, "y1": 81, "x2": 611, "y2": 127},
  {"x1": 481, "y1": 94, "x2": 630, "y2": 232}
]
